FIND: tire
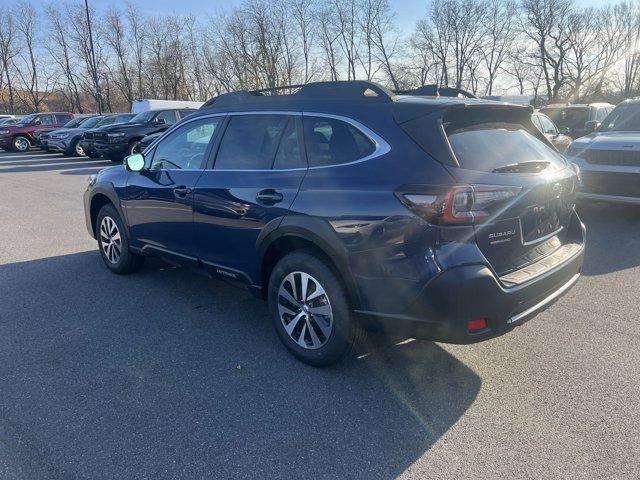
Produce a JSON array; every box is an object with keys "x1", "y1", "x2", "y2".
[
  {"x1": 128, "y1": 139, "x2": 141, "y2": 156},
  {"x1": 87, "y1": 151, "x2": 102, "y2": 159},
  {"x1": 268, "y1": 250, "x2": 358, "y2": 367},
  {"x1": 72, "y1": 139, "x2": 86, "y2": 157},
  {"x1": 96, "y1": 204, "x2": 144, "y2": 274},
  {"x1": 12, "y1": 136, "x2": 31, "y2": 152}
]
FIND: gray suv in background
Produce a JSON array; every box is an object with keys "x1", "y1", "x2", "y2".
[{"x1": 566, "y1": 99, "x2": 640, "y2": 204}]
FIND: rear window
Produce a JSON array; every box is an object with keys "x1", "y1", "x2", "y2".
[
  {"x1": 445, "y1": 121, "x2": 566, "y2": 173},
  {"x1": 303, "y1": 116, "x2": 375, "y2": 167}
]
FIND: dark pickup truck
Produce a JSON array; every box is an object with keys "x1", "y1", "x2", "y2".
[{"x1": 91, "y1": 109, "x2": 195, "y2": 162}]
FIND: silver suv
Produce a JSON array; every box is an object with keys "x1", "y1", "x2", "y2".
[{"x1": 566, "y1": 99, "x2": 640, "y2": 204}]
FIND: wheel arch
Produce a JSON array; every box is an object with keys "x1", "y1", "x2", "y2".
[
  {"x1": 88, "y1": 185, "x2": 126, "y2": 238},
  {"x1": 257, "y1": 218, "x2": 362, "y2": 309}
]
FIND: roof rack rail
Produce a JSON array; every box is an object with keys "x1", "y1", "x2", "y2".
[
  {"x1": 395, "y1": 84, "x2": 477, "y2": 99},
  {"x1": 201, "y1": 80, "x2": 396, "y2": 108}
]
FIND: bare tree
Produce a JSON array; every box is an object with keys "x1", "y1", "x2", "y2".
[
  {"x1": 521, "y1": 0, "x2": 574, "y2": 102},
  {"x1": 0, "y1": 10, "x2": 18, "y2": 113},
  {"x1": 482, "y1": 0, "x2": 517, "y2": 95},
  {"x1": 14, "y1": 1, "x2": 50, "y2": 111},
  {"x1": 103, "y1": 6, "x2": 134, "y2": 106}
]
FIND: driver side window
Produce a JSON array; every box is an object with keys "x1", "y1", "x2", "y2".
[{"x1": 150, "y1": 117, "x2": 221, "y2": 171}]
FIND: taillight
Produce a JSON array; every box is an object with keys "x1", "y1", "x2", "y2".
[{"x1": 398, "y1": 185, "x2": 521, "y2": 225}]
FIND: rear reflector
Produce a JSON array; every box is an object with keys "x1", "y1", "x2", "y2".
[{"x1": 467, "y1": 318, "x2": 488, "y2": 332}]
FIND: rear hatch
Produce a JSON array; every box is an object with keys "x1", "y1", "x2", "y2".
[{"x1": 398, "y1": 103, "x2": 579, "y2": 278}]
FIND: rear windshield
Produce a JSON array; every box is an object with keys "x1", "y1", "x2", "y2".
[
  {"x1": 540, "y1": 107, "x2": 588, "y2": 130},
  {"x1": 446, "y1": 121, "x2": 566, "y2": 173}
]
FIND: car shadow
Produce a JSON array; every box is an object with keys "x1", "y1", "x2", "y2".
[
  {"x1": 0, "y1": 251, "x2": 480, "y2": 479},
  {"x1": 577, "y1": 201, "x2": 640, "y2": 276}
]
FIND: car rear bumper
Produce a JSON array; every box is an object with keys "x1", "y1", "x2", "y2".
[{"x1": 356, "y1": 212, "x2": 585, "y2": 344}]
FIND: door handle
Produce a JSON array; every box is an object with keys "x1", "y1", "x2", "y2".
[
  {"x1": 173, "y1": 185, "x2": 192, "y2": 197},
  {"x1": 256, "y1": 189, "x2": 284, "y2": 204}
]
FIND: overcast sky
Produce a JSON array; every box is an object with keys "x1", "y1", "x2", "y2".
[{"x1": 88, "y1": 0, "x2": 618, "y2": 32}]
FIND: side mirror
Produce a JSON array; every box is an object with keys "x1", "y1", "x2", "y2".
[
  {"x1": 33, "y1": 119, "x2": 42, "y2": 126},
  {"x1": 125, "y1": 153, "x2": 145, "y2": 172},
  {"x1": 559, "y1": 127, "x2": 570, "y2": 135},
  {"x1": 585, "y1": 120, "x2": 599, "y2": 134},
  {"x1": 154, "y1": 118, "x2": 166, "y2": 125}
]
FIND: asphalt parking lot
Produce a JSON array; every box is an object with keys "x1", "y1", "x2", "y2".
[{"x1": 0, "y1": 149, "x2": 639, "y2": 479}]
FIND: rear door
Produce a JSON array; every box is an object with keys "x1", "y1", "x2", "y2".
[
  {"x1": 441, "y1": 107, "x2": 578, "y2": 276},
  {"x1": 192, "y1": 112, "x2": 307, "y2": 282},
  {"x1": 123, "y1": 115, "x2": 223, "y2": 258}
]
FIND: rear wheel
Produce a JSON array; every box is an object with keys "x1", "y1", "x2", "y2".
[
  {"x1": 12, "y1": 136, "x2": 30, "y2": 152},
  {"x1": 268, "y1": 250, "x2": 357, "y2": 366},
  {"x1": 96, "y1": 204, "x2": 144, "y2": 274}
]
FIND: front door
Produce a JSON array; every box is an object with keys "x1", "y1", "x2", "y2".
[
  {"x1": 123, "y1": 115, "x2": 224, "y2": 258},
  {"x1": 192, "y1": 113, "x2": 307, "y2": 283}
]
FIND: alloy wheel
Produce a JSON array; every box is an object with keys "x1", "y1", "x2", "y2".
[
  {"x1": 278, "y1": 271, "x2": 333, "y2": 350},
  {"x1": 99, "y1": 216, "x2": 122, "y2": 264},
  {"x1": 14, "y1": 138, "x2": 28, "y2": 152},
  {"x1": 75, "y1": 142, "x2": 85, "y2": 156}
]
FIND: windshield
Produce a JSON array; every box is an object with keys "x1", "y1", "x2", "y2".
[
  {"x1": 447, "y1": 122, "x2": 566, "y2": 173},
  {"x1": 118, "y1": 114, "x2": 135, "y2": 123},
  {"x1": 79, "y1": 116, "x2": 103, "y2": 128},
  {"x1": 540, "y1": 107, "x2": 588, "y2": 130},
  {"x1": 129, "y1": 111, "x2": 156, "y2": 124},
  {"x1": 16, "y1": 114, "x2": 38, "y2": 125},
  {"x1": 63, "y1": 117, "x2": 88, "y2": 128},
  {"x1": 598, "y1": 104, "x2": 640, "y2": 132}
]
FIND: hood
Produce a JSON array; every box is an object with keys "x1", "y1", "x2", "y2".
[
  {"x1": 102, "y1": 122, "x2": 145, "y2": 133},
  {"x1": 0, "y1": 124, "x2": 25, "y2": 133},
  {"x1": 49, "y1": 128, "x2": 82, "y2": 136},
  {"x1": 571, "y1": 131, "x2": 640, "y2": 150}
]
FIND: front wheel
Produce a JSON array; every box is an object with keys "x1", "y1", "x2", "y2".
[
  {"x1": 12, "y1": 136, "x2": 31, "y2": 152},
  {"x1": 268, "y1": 250, "x2": 358, "y2": 367},
  {"x1": 72, "y1": 139, "x2": 85, "y2": 157},
  {"x1": 128, "y1": 139, "x2": 141, "y2": 155},
  {"x1": 96, "y1": 204, "x2": 144, "y2": 274}
]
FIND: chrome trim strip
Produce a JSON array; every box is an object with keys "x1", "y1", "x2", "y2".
[
  {"x1": 522, "y1": 226, "x2": 563, "y2": 246},
  {"x1": 142, "y1": 110, "x2": 391, "y2": 172},
  {"x1": 507, "y1": 273, "x2": 580, "y2": 324},
  {"x1": 577, "y1": 192, "x2": 640, "y2": 205}
]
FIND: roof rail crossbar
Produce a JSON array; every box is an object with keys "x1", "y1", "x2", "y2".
[
  {"x1": 251, "y1": 84, "x2": 305, "y2": 95},
  {"x1": 395, "y1": 84, "x2": 477, "y2": 99},
  {"x1": 201, "y1": 80, "x2": 396, "y2": 108},
  {"x1": 295, "y1": 81, "x2": 395, "y2": 102}
]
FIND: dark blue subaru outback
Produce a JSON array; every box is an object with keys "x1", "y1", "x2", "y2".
[{"x1": 84, "y1": 81, "x2": 585, "y2": 366}]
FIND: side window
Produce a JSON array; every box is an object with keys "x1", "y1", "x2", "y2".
[
  {"x1": 303, "y1": 116, "x2": 375, "y2": 167},
  {"x1": 595, "y1": 108, "x2": 608, "y2": 122},
  {"x1": 156, "y1": 111, "x2": 177, "y2": 125},
  {"x1": 39, "y1": 114, "x2": 55, "y2": 125},
  {"x1": 273, "y1": 118, "x2": 305, "y2": 169},
  {"x1": 55, "y1": 114, "x2": 72, "y2": 124},
  {"x1": 539, "y1": 115, "x2": 557, "y2": 135},
  {"x1": 149, "y1": 117, "x2": 221, "y2": 171},
  {"x1": 215, "y1": 114, "x2": 289, "y2": 170},
  {"x1": 179, "y1": 109, "x2": 195, "y2": 120},
  {"x1": 531, "y1": 115, "x2": 542, "y2": 131}
]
